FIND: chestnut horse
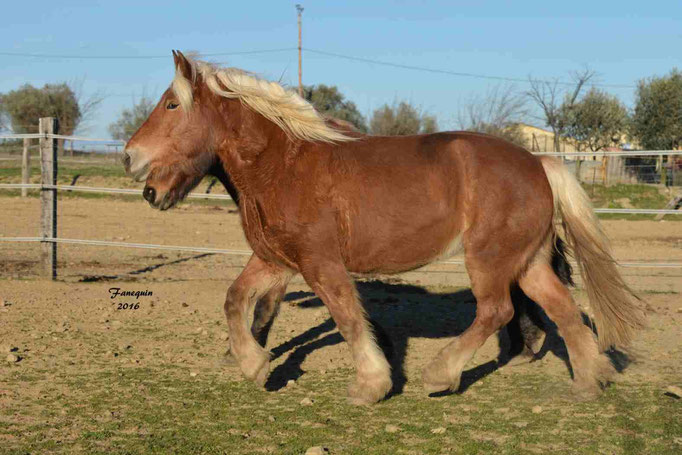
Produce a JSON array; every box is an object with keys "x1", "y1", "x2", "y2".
[{"x1": 123, "y1": 51, "x2": 644, "y2": 404}]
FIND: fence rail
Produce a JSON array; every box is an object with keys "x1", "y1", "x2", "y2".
[
  {"x1": 538, "y1": 150, "x2": 681, "y2": 157},
  {"x1": 2, "y1": 237, "x2": 680, "y2": 269},
  {"x1": 1, "y1": 121, "x2": 681, "y2": 279},
  {"x1": 5, "y1": 183, "x2": 682, "y2": 210},
  {"x1": 0, "y1": 133, "x2": 124, "y2": 144},
  {"x1": 2, "y1": 132, "x2": 680, "y2": 156},
  {"x1": 0, "y1": 183, "x2": 234, "y2": 200}
]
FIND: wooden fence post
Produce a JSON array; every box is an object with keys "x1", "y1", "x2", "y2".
[
  {"x1": 659, "y1": 155, "x2": 667, "y2": 186},
  {"x1": 39, "y1": 117, "x2": 59, "y2": 280},
  {"x1": 21, "y1": 138, "x2": 30, "y2": 197}
]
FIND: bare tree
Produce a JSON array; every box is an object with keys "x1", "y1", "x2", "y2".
[
  {"x1": 109, "y1": 96, "x2": 156, "y2": 141},
  {"x1": 526, "y1": 69, "x2": 594, "y2": 152},
  {"x1": 69, "y1": 77, "x2": 105, "y2": 135},
  {"x1": 457, "y1": 84, "x2": 530, "y2": 147}
]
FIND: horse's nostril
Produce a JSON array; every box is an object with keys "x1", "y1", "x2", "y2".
[
  {"x1": 143, "y1": 186, "x2": 156, "y2": 203},
  {"x1": 122, "y1": 152, "x2": 131, "y2": 169}
]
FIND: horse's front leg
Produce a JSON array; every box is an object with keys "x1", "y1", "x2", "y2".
[
  {"x1": 224, "y1": 254, "x2": 292, "y2": 386},
  {"x1": 301, "y1": 259, "x2": 392, "y2": 405}
]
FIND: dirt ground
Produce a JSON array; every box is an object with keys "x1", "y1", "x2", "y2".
[{"x1": 1, "y1": 196, "x2": 681, "y2": 454}]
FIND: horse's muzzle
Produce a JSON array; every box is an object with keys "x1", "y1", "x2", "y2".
[{"x1": 122, "y1": 148, "x2": 151, "y2": 181}]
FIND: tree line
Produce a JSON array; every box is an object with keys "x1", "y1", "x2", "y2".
[{"x1": 1, "y1": 68, "x2": 681, "y2": 153}]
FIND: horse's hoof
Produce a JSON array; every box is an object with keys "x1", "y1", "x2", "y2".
[
  {"x1": 240, "y1": 351, "x2": 270, "y2": 387},
  {"x1": 253, "y1": 360, "x2": 269, "y2": 387},
  {"x1": 526, "y1": 332, "x2": 546, "y2": 355},
  {"x1": 422, "y1": 361, "x2": 460, "y2": 394},
  {"x1": 423, "y1": 381, "x2": 457, "y2": 395},
  {"x1": 347, "y1": 375, "x2": 392, "y2": 405},
  {"x1": 571, "y1": 354, "x2": 614, "y2": 400}
]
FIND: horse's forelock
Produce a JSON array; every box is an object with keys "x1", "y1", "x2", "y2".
[{"x1": 172, "y1": 67, "x2": 194, "y2": 112}]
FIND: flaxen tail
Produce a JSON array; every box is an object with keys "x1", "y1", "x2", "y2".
[{"x1": 540, "y1": 157, "x2": 645, "y2": 350}]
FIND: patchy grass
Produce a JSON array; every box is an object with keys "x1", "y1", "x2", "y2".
[
  {"x1": 0, "y1": 280, "x2": 679, "y2": 455},
  {"x1": 1, "y1": 364, "x2": 680, "y2": 454},
  {"x1": 586, "y1": 184, "x2": 668, "y2": 209},
  {"x1": 584, "y1": 183, "x2": 681, "y2": 221}
]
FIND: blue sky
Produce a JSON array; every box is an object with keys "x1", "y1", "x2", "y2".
[{"x1": 1, "y1": 0, "x2": 680, "y2": 138}]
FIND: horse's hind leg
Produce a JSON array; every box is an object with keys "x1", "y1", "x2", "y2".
[
  {"x1": 224, "y1": 254, "x2": 292, "y2": 386},
  {"x1": 251, "y1": 279, "x2": 290, "y2": 347},
  {"x1": 518, "y1": 260, "x2": 615, "y2": 398},
  {"x1": 422, "y1": 264, "x2": 515, "y2": 394}
]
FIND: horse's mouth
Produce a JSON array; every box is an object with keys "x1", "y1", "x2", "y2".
[
  {"x1": 157, "y1": 194, "x2": 178, "y2": 211},
  {"x1": 143, "y1": 186, "x2": 178, "y2": 211},
  {"x1": 142, "y1": 171, "x2": 204, "y2": 211}
]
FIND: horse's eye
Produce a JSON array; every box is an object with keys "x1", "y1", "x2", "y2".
[{"x1": 166, "y1": 102, "x2": 179, "y2": 110}]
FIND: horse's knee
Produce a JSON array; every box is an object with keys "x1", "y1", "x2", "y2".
[
  {"x1": 478, "y1": 299, "x2": 515, "y2": 331},
  {"x1": 224, "y1": 283, "x2": 248, "y2": 318},
  {"x1": 498, "y1": 301, "x2": 515, "y2": 326}
]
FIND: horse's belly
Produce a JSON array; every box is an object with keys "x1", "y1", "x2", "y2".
[{"x1": 343, "y1": 211, "x2": 463, "y2": 274}]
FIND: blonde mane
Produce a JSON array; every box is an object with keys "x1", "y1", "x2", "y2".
[{"x1": 171, "y1": 58, "x2": 354, "y2": 143}]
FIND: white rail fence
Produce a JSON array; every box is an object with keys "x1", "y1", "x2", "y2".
[{"x1": 1, "y1": 117, "x2": 681, "y2": 279}]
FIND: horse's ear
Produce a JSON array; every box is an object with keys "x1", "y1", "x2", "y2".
[{"x1": 172, "y1": 50, "x2": 193, "y2": 82}]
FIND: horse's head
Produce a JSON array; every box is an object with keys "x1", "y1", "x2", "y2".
[
  {"x1": 122, "y1": 51, "x2": 226, "y2": 210},
  {"x1": 123, "y1": 50, "x2": 353, "y2": 210}
]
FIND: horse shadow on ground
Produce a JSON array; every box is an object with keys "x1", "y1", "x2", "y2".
[
  {"x1": 265, "y1": 280, "x2": 631, "y2": 397},
  {"x1": 79, "y1": 253, "x2": 215, "y2": 282}
]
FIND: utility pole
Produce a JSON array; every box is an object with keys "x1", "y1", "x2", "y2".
[{"x1": 296, "y1": 4, "x2": 304, "y2": 97}]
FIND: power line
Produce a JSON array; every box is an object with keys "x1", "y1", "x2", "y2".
[
  {"x1": 303, "y1": 48, "x2": 636, "y2": 89},
  {"x1": 0, "y1": 48, "x2": 297, "y2": 59},
  {"x1": 1, "y1": 46, "x2": 637, "y2": 96}
]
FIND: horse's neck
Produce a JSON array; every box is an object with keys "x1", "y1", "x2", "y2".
[{"x1": 217, "y1": 119, "x2": 296, "y2": 199}]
